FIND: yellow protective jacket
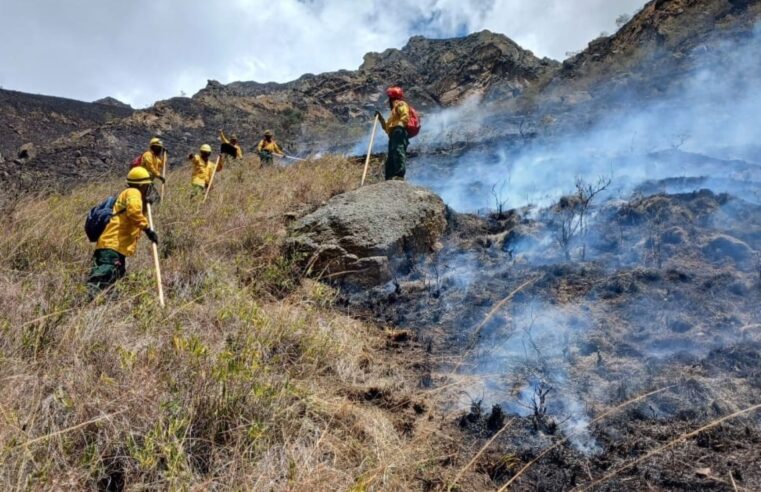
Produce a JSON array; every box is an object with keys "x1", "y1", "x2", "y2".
[
  {"x1": 191, "y1": 154, "x2": 214, "y2": 187},
  {"x1": 140, "y1": 151, "x2": 165, "y2": 178},
  {"x1": 96, "y1": 187, "x2": 149, "y2": 257},
  {"x1": 383, "y1": 100, "x2": 410, "y2": 135},
  {"x1": 257, "y1": 139, "x2": 284, "y2": 155},
  {"x1": 220, "y1": 131, "x2": 243, "y2": 158}
]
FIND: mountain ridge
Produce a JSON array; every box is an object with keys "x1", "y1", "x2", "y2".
[{"x1": 2, "y1": 0, "x2": 760, "y2": 197}]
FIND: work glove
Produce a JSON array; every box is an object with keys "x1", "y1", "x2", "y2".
[
  {"x1": 374, "y1": 111, "x2": 382, "y2": 119},
  {"x1": 155, "y1": 175, "x2": 166, "y2": 184},
  {"x1": 144, "y1": 228, "x2": 159, "y2": 244},
  {"x1": 188, "y1": 153, "x2": 194, "y2": 160}
]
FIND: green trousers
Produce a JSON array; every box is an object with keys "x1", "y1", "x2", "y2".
[
  {"x1": 385, "y1": 126, "x2": 409, "y2": 180},
  {"x1": 258, "y1": 151, "x2": 274, "y2": 165},
  {"x1": 87, "y1": 249, "x2": 126, "y2": 292}
]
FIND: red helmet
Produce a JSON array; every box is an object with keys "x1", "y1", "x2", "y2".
[{"x1": 386, "y1": 86, "x2": 404, "y2": 100}]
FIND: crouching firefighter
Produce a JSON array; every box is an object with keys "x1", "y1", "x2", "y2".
[{"x1": 85, "y1": 167, "x2": 159, "y2": 295}]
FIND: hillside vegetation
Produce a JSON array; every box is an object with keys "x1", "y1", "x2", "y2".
[{"x1": 0, "y1": 156, "x2": 457, "y2": 490}]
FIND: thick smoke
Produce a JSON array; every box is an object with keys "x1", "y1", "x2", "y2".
[{"x1": 407, "y1": 23, "x2": 761, "y2": 213}]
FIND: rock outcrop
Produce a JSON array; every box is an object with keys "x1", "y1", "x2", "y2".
[{"x1": 289, "y1": 181, "x2": 447, "y2": 287}]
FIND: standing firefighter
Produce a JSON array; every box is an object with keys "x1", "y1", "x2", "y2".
[
  {"x1": 219, "y1": 129, "x2": 244, "y2": 159},
  {"x1": 86, "y1": 167, "x2": 159, "y2": 293},
  {"x1": 375, "y1": 86, "x2": 417, "y2": 180},
  {"x1": 189, "y1": 144, "x2": 216, "y2": 194},
  {"x1": 257, "y1": 130, "x2": 285, "y2": 165},
  {"x1": 140, "y1": 137, "x2": 167, "y2": 183}
]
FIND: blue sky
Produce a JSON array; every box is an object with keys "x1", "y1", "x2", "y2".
[{"x1": 0, "y1": 0, "x2": 645, "y2": 108}]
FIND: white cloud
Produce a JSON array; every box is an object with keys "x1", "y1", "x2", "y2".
[{"x1": 0, "y1": 0, "x2": 645, "y2": 107}]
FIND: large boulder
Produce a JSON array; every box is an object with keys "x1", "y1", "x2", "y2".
[{"x1": 289, "y1": 181, "x2": 447, "y2": 287}]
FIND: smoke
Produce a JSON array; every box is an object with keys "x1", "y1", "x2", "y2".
[
  {"x1": 382, "y1": 23, "x2": 761, "y2": 455},
  {"x1": 406, "y1": 23, "x2": 761, "y2": 214},
  {"x1": 462, "y1": 300, "x2": 601, "y2": 454}
]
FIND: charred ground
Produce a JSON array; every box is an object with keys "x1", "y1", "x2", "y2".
[{"x1": 347, "y1": 155, "x2": 761, "y2": 489}]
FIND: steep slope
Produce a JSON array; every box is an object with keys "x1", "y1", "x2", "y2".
[
  {"x1": 0, "y1": 89, "x2": 133, "y2": 161},
  {"x1": 0, "y1": 31, "x2": 557, "y2": 196},
  {"x1": 542, "y1": 0, "x2": 761, "y2": 104},
  {"x1": 427, "y1": 0, "x2": 761, "y2": 150}
]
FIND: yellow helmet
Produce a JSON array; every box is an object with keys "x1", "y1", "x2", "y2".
[
  {"x1": 149, "y1": 137, "x2": 163, "y2": 148},
  {"x1": 200, "y1": 144, "x2": 212, "y2": 153},
  {"x1": 263, "y1": 130, "x2": 273, "y2": 137},
  {"x1": 127, "y1": 166, "x2": 153, "y2": 185}
]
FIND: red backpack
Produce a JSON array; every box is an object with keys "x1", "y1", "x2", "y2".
[
  {"x1": 130, "y1": 154, "x2": 143, "y2": 168},
  {"x1": 406, "y1": 104, "x2": 421, "y2": 138}
]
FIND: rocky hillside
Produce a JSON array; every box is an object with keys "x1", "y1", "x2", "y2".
[
  {"x1": 2, "y1": 0, "x2": 760, "y2": 196},
  {"x1": 0, "y1": 89, "x2": 133, "y2": 163},
  {"x1": 0, "y1": 31, "x2": 556, "y2": 196},
  {"x1": 539, "y1": 0, "x2": 761, "y2": 109}
]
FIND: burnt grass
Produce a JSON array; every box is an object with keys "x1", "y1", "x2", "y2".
[{"x1": 347, "y1": 187, "x2": 761, "y2": 490}]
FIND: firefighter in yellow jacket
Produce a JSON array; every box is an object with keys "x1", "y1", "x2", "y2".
[
  {"x1": 219, "y1": 129, "x2": 244, "y2": 159},
  {"x1": 140, "y1": 137, "x2": 167, "y2": 182},
  {"x1": 375, "y1": 86, "x2": 410, "y2": 180},
  {"x1": 87, "y1": 167, "x2": 159, "y2": 292},
  {"x1": 257, "y1": 130, "x2": 285, "y2": 165},
  {"x1": 189, "y1": 144, "x2": 217, "y2": 194}
]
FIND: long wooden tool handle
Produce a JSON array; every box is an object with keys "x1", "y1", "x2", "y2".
[
  {"x1": 202, "y1": 155, "x2": 221, "y2": 204},
  {"x1": 361, "y1": 115, "x2": 379, "y2": 187},
  {"x1": 160, "y1": 150, "x2": 168, "y2": 199},
  {"x1": 146, "y1": 203, "x2": 165, "y2": 308}
]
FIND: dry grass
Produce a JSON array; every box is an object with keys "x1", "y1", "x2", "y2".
[{"x1": 0, "y1": 155, "x2": 445, "y2": 490}]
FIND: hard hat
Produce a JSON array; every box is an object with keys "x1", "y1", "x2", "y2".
[
  {"x1": 149, "y1": 137, "x2": 163, "y2": 147},
  {"x1": 230, "y1": 135, "x2": 238, "y2": 141},
  {"x1": 200, "y1": 144, "x2": 212, "y2": 153},
  {"x1": 263, "y1": 130, "x2": 273, "y2": 137},
  {"x1": 127, "y1": 166, "x2": 153, "y2": 185},
  {"x1": 386, "y1": 86, "x2": 404, "y2": 100}
]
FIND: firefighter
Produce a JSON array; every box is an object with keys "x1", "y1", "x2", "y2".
[
  {"x1": 220, "y1": 129, "x2": 244, "y2": 158},
  {"x1": 256, "y1": 130, "x2": 285, "y2": 165},
  {"x1": 87, "y1": 167, "x2": 158, "y2": 293},
  {"x1": 140, "y1": 137, "x2": 167, "y2": 182},
  {"x1": 189, "y1": 144, "x2": 215, "y2": 194},
  {"x1": 375, "y1": 86, "x2": 410, "y2": 180}
]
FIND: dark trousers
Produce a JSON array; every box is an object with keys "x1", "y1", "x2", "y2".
[
  {"x1": 385, "y1": 126, "x2": 408, "y2": 180},
  {"x1": 87, "y1": 249, "x2": 126, "y2": 291},
  {"x1": 258, "y1": 151, "x2": 274, "y2": 165}
]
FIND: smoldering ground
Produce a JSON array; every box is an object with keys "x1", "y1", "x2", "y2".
[{"x1": 346, "y1": 20, "x2": 761, "y2": 491}]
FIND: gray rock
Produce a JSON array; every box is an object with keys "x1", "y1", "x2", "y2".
[{"x1": 289, "y1": 181, "x2": 447, "y2": 287}]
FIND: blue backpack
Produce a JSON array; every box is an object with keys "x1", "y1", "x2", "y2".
[{"x1": 85, "y1": 196, "x2": 125, "y2": 242}]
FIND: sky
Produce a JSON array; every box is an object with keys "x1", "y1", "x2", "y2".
[{"x1": 0, "y1": 0, "x2": 646, "y2": 108}]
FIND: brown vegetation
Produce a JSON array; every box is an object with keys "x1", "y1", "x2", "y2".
[{"x1": 0, "y1": 155, "x2": 459, "y2": 490}]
